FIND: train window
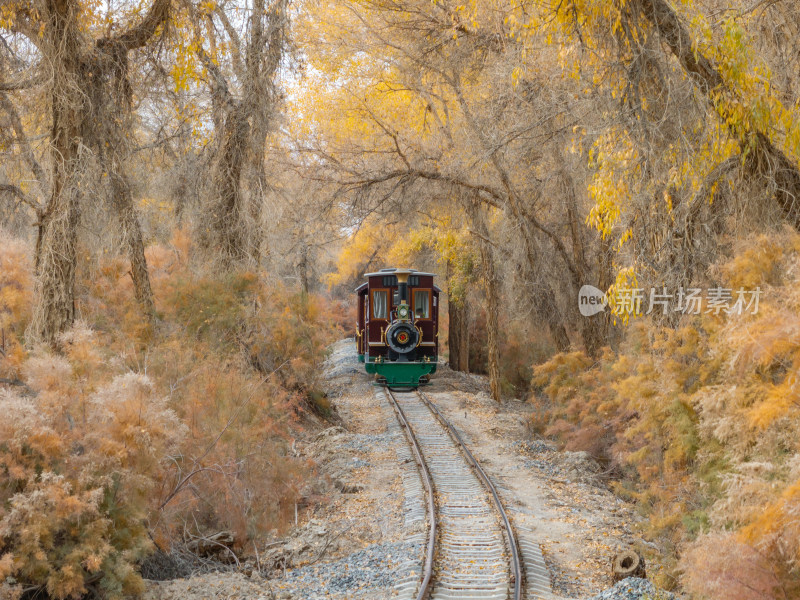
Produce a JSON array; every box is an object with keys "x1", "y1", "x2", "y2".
[
  {"x1": 372, "y1": 290, "x2": 388, "y2": 319},
  {"x1": 413, "y1": 290, "x2": 430, "y2": 319},
  {"x1": 409, "y1": 275, "x2": 420, "y2": 286}
]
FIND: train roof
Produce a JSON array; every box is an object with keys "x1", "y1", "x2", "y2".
[
  {"x1": 354, "y1": 283, "x2": 441, "y2": 292},
  {"x1": 355, "y1": 268, "x2": 441, "y2": 292},
  {"x1": 362, "y1": 268, "x2": 436, "y2": 277}
]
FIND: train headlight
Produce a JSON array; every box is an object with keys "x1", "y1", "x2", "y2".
[{"x1": 397, "y1": 305, "x2": 410, "y2": 320}]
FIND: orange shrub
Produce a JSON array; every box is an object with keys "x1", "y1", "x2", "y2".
[
  {"x1": 529, "y1": 229, "x2": 800, "y2": 595},
  {"x1": 1, "y1": 228, "x2": 342, "y2": 597},
  {"x1": 680, "y1": 532, "x2": 785, "y2": 600},
  {"x1": 0, "y1": 327, "x2": 185, "y2": 599},
  {"x1": 0, "y1": 231, "x2": 32, "y2": 378}
]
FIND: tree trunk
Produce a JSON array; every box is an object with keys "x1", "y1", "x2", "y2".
[
  {"x1": 109, "y1": 167, "x2": 156, "y2": 317},
  {"x1": 197, "y1": 0, "x2": 286, "y2": 266},
  {"x1": 204, "y1": 102, "x2": 251, "y2": 263},
  {"x1": 446, "y1": 261, "x2": 468, "y2": 372},
  {"x1": 514, "y1": 225, "x2": 571, "y2": 353},
  {"x1": 534, "y1": 284, "x2": 571, "y2": 353},
  {"x1": 484, "y1": 249, "x2": 501, "y2": 402},
  {"x1": 470, "y1": 211, "x2": 502, "y2": 401},
  {"x1": 299, "y1": 242, "x2": 309, "y2": 294},
  {"x1": 457, "y1": 302, "x2": 469, "y2": 371},
  {"x1": 563, "y1": 167, "x2": 604, "y2": 357},
  {"x1": 31, "y1": 182, "x2": 80, "y2": 345},
  {"x1": 448, "y1": 293, "x2": 470, "y2": 372},
  {"x1": 246, "y1": 87, "x2": 270, "y2": 265},
  {"x1": 29, "y1": 0, "x2": 170, "y2": 344},
  {"x1": 29, "y1": 0, "x2": 83, "y2": 345},
  {"x1": 611, "y1": 550, "x2": 646, "y2": 582},
  {"x1": 597, "y1": 233, "x2": 620, "y2": 351}
]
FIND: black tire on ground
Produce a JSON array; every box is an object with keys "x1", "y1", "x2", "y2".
[{"x1": 611, "y1": 550, "x2": 646, "y2": 582}]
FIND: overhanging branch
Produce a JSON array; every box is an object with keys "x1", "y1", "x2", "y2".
[
  {"x1": 344, "y1": 168, "x2": 504, "y2": 208},
  {"x1": 636, "y1": 0, "x2": 800, "y2": 228},
  {"x1": 105, "y1": 0, "x2": 171, "y2": 51},
  {"x1": 0, "y1": 183, "x2": 43, "y2": 213}
]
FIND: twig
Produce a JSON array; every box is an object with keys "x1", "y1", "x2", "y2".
[
  {"x1": 159, "y1": 360, "x2": 289, "y2": 510},
  {"x1": 305, "y1": 522, "x2": 355, "y2": 566},
  {"x1": 184, "y1": 532, "x2": 240, "y2": 568},
  {"x1": 0, "y1": 377, "x2": 34, "y2": 394}
]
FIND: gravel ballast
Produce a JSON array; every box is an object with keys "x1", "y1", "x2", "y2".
[{"x1": 585, "y1": 577, "x2": 677, "y2": 600}]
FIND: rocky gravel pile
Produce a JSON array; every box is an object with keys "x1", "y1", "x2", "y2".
[
  {"x1": 322, "y1": 338, "x2": 361, "y2": 382},
  {"x1": 512, "y1": 439, "x2": 605, "y2": 485},
  {"x1": 584, "y1": 577, "x2": 677, "y2": 600},
  {"x1": 273, "y1": 538, "x2": 422, "y2": 598}
]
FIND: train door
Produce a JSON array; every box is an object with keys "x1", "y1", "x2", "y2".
[
  {"x1": 356, "y1": 285, "x2": 367, "y2": 360},
  {"x1": 367, "y1": 287, "x2": 390, "y2": 357},
  {"x1": 412, "y1": 287, "x2": 434, "y2": 347}
]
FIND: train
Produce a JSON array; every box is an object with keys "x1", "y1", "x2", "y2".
[{"x1": 355, "y1": 268, "x2": 439, "y2": 387}]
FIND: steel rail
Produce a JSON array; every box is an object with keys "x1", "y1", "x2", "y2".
[
  {"x1": 415, "y1": 389, "x2": 524, "y2": 600},
  {"x1": 384, "y1": 387, "x2": 437, "y2": 600}
]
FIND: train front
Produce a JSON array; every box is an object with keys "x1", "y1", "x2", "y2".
[{"x1": 355, "y1": 268, "x2": 439, "y2": 387}]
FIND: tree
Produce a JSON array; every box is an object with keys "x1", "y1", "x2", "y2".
[
  {"x1": 1, "y1": 0, "x2": 169, "y2": 343},
  {"x1": 520, "y1": 0, "x2": 800, "y2": 294},
  {"x1": 192, "y1": 0, "x2": 288, "y2": 265},
  {"x1": 469, "y1": 201, "x2": 502, "y2": 400}
]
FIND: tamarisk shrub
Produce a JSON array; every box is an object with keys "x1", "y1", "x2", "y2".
[
  {"x1": 0, "y1": 329, "x2": 185, "y2": 599},
  {"x1": 530, "y1": 230, "x2": 800, "y2": 596},
  {"x1": 0, "y1": 228, "x2": 341, "y2": 596}
]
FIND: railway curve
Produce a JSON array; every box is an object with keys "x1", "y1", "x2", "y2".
[{"x1": 384, "y1": 387, "x2": 525, "y2": 600}]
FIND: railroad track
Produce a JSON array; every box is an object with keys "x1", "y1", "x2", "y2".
[{"x1": 384, "y1": 387, "x2": 524, "y2": 600}]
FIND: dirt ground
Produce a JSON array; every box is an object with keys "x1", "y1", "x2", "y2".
[
  {"x1": 426, "y1": 366, "x2": 668, "y2": 597},
  {"x1": 144, "y1": 341, "x2": 668, "y2": 600}
]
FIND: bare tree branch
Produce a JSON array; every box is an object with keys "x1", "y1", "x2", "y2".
[
  {"x1": 108, "y1": 0, "x2": 171, "y2": 51},
  {"x1": 0, "y1": 68, "x2": 45, "y2": 91},
  {"x1": 341, "y1": 167, "x2": 504, "y2": 208},
  {"x1": 0, "y1": 90, "x2": 48, "y2": 199},
  {"x1": 212, "y1": 4, "x2": 244, "y2": 81},
  {"x1": 0, "y1": 183, "x2": 42, "y2": 213}
]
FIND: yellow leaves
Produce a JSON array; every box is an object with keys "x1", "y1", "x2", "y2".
[
  {"x1": 511, "y1": 66, "x2": 524, "y2": 88},
  {"x1": 325, "y1": 223, "x2": 390, "y2": 287},
  {"x1": 531, "y1": 350, "x2": 593, "y2": 398},
  {"x1": 586, "y1": 129, "x2": 638, "y2": 240},
  {"x1": 745, "y1": 377, "x2": 798, "y2": 430},
  {"x1": 0, "y1": 2, "x2": 20, "y2": 29},
  {"x1": 616, "y1": 227, "x2": 632, "y2": 250},
  {"x1": 198, "y1": 0, "x2": 217, "y2": 13},
  {"x1": 606, "y1": 266, "x2": 639, "y2": 325},
  {"x1": 740, "y1": 480, "x2": 800, "y2": 551},
  {"x1": 170, "y1": 39, "x2": 203, "y2": 93}
]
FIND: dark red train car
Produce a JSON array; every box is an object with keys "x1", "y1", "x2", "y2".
[{"x1": 355, "y1": 268, "x2": 439, "y2": 386}]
